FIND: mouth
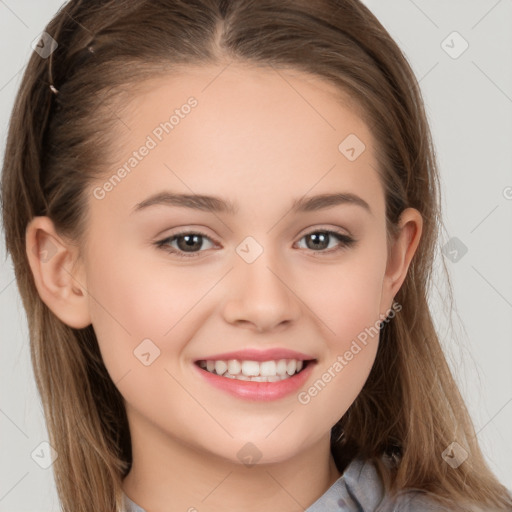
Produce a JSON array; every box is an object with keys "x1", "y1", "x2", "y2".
[{"x1": 194, "y1": 358, "x2": 315, "y2": 382}]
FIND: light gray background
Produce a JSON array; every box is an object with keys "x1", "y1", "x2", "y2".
[{"x1": 1, "y1": 1, "x2": 511, "y2": 511}]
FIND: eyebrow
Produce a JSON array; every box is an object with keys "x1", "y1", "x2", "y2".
[{"x1": 131, "y1": 191, "x2": 372, "y2": 216}]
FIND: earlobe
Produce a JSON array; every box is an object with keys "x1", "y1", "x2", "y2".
[{"x1": 25, "y1": 216, "x2": 92, "y2": 329}]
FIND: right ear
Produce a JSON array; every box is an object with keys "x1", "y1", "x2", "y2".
[{"x1": 25, "y1": 216, "x2": 92, "y2": 329}]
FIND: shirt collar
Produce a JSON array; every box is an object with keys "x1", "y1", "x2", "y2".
[{"x1": 306, "y1": 456, "x2": 385, "y2": 511}]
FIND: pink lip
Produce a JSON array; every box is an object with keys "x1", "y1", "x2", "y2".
[
  {"x1": 193, "y1": 360, "x2": 317, "y2": 401},
  {"x1": 195, "y1": 348, "x2": 315, "y2": 362}
]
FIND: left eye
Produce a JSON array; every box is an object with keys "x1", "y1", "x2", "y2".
[
  {"x1": 295, "y1": 230, "x2": 356, "y2": 253},
  {"x1": 155, "y1": 229, "x2": 356, "y2": 259}
]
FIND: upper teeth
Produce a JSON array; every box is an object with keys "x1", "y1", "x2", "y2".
[{"x1": 199, "y1": 358, "x2": 304, "y2": 379}]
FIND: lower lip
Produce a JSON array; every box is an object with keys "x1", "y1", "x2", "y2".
[{"x1": 193, "y1": 361, "x2": 316, "y2": 401}]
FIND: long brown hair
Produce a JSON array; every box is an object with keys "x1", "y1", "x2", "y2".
[{"x1": 2, "y1": 1, "x2": 511, "y2": 511}]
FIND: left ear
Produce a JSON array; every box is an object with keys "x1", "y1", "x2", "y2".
[{"x1": 379, "y1": 207, "x2": 423, "y2": 319}]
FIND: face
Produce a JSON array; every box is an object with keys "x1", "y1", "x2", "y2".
[{"x1": 69, "y1": 64, "x2": 408, "y2": 465}]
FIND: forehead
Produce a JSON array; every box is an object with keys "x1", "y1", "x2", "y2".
[{"x1": 89, "y1": 63, "x2": 384, "y2": 222}]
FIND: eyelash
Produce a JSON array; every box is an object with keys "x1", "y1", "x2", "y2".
[{"x1": 154, "y1": 228, "x2": 356, "y2": 259}]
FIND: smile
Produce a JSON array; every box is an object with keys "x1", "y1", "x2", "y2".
[{"x1": 194, "y1": 358, "x2": 317, "y2": 401}]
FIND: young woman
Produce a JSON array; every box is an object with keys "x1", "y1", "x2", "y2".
[{"x1": 1, "y1": 1, "x2": 511, "y2": 511}]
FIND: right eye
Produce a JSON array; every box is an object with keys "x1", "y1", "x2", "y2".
[{"x1": 154, "y1": 230, "x2": 217, "y2": 259}]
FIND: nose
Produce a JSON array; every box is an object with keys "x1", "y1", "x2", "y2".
[{"x1": 221, "y1": 247, "x2": 302, "y2": 333}]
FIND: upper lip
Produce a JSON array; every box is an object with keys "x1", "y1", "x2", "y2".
[{"x1": 195, "y1": 348, "x2": 316, "y2": 362}]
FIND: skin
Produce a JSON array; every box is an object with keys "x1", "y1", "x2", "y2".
[{"x1": 26, "y1": 63, "x2": 422, "y2": 512}]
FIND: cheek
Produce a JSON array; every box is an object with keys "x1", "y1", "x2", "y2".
[
  {"x1": 296, "y1": 276, "x2": 382, "y2": 429},
  {"x1": 84, "y1": 250, "x2": 208, "y2": 434},
  {"x1": 296, "y1": 247, "x2": 386, "y2": 349},
  {"x1": 292, "y1": 248, "x2": 385, "y2": 415},
  {"x1": 84, "y1": 249, "x2": 173, "y2": 371},
  {"x1": 84, "y1": 243, "x2": 218, "y2": 374}
]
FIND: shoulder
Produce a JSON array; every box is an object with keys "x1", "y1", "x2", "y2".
[
  {"x1": 327, "y1": 456, "x2": 486, "y2": 512},
  {"x1": 383, "y1": 490, "x2": 494, "y2": 512},
  {"x1": 381, "y1": 490, "x2": 458, "y2": 511}
]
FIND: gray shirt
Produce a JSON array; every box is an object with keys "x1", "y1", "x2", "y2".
[{"x1": 122, "y1": 456, "x2": 463, "y2": 511}]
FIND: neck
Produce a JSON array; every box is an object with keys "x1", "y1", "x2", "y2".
[{"x1": 122, "y1": 408, "x2": 342, "y2": 512}]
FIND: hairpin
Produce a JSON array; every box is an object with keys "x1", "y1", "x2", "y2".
[{"x1": 47, "y1": 45, "x2": 94, "y2": 96}]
